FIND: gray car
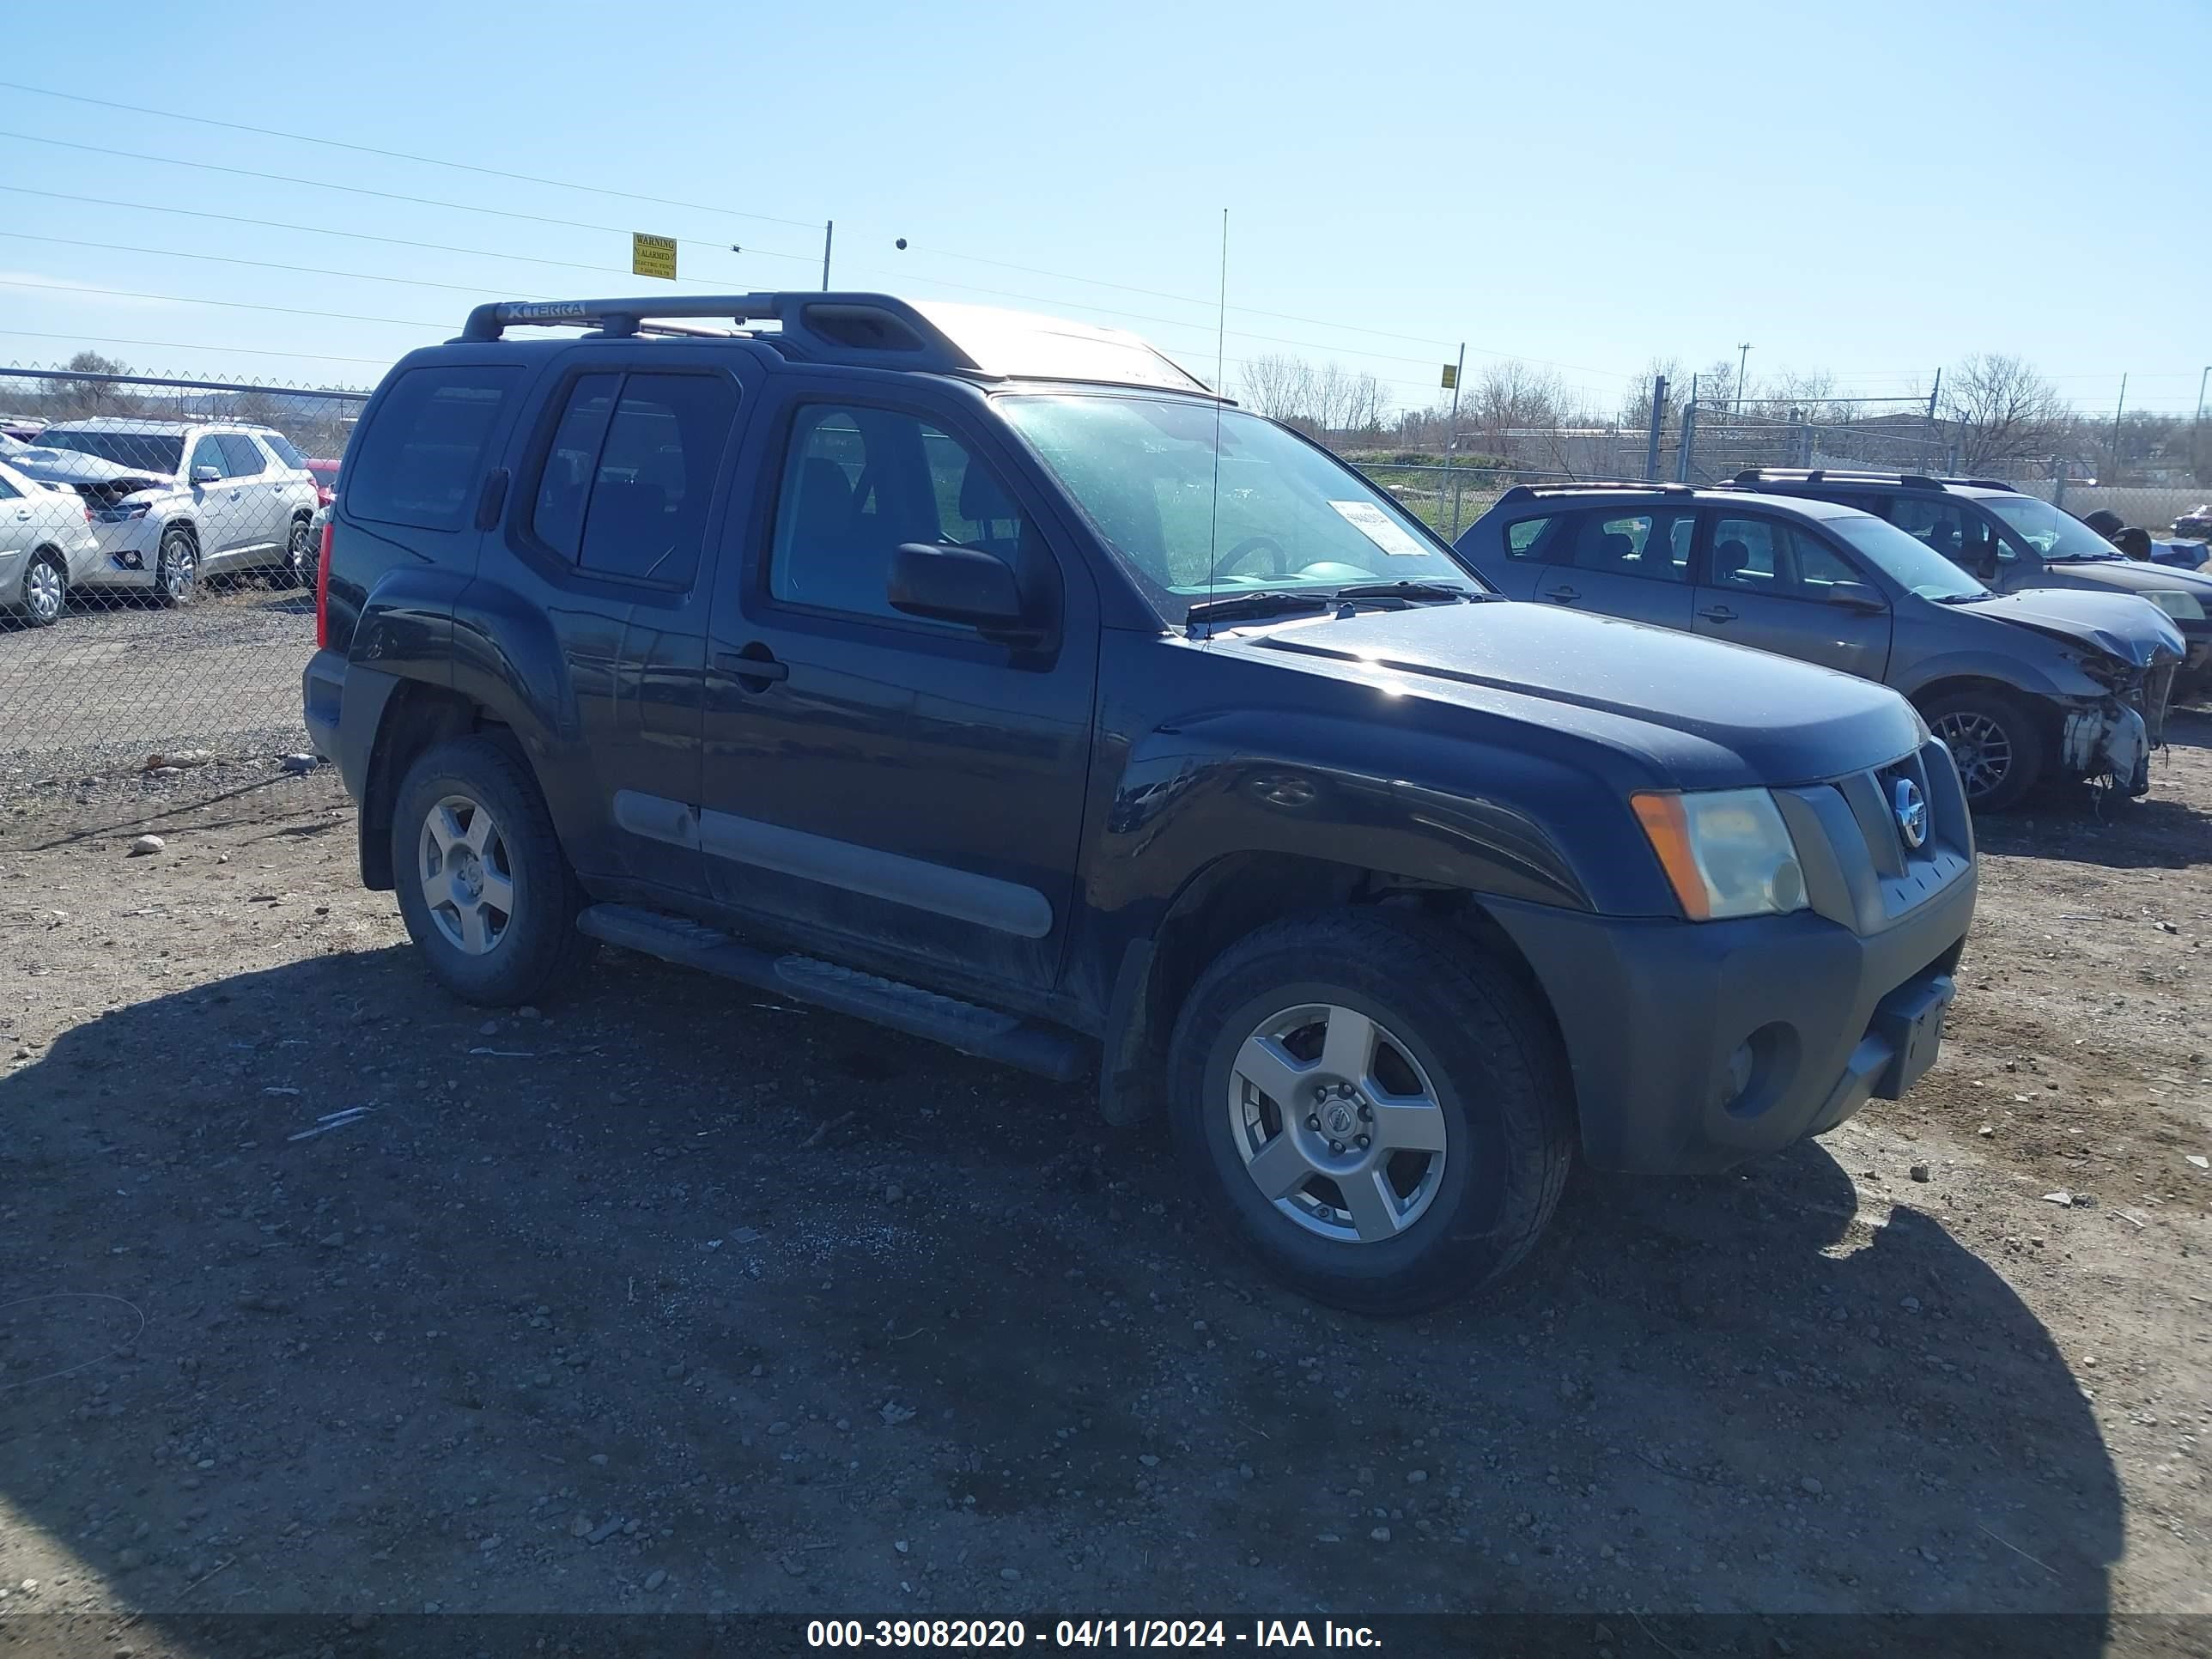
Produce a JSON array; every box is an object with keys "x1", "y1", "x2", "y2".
[{"x1": 1455, "y1": 483, "x2": 2186, "y2": 810}]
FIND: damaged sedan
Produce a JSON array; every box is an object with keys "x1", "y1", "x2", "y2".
[{"x1": 1455, "y1": 484, "x2": 2185, "y2": 810}]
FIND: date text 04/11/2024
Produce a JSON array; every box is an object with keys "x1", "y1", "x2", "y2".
[{"x1": 805, "y1": 1620, "x2": 1382, "y2": 1649}]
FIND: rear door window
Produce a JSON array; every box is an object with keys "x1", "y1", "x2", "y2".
[
  {"x1": 1566, "y1": 509, "x2": 1694, "y2": 582},
  {"x1": 258, "y1": 430, "x2": 307, "y2": 471},
  {"x1": 526, "y1": 370, "x2": 738, "y2": 587},
  {"x1": 348, "y1": 366, "x2": 521, "y2": 531},
  {"x1": 1503, "y1": 515, "x2": 1557, "y2": 559},
  {"x1": 216, "y1": 434, "x2": 269, "y2": 477}
]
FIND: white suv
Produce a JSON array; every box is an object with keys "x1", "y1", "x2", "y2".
[
  {"x1": 0, "y1": 455, "x2": 100, "y2": 625},
  {"x1": 27, "y1": 419, "x2": 321, "y2": 605}
]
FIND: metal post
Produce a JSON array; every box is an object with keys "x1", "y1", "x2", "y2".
[
  {"x1": 1674, "y1": 399, "x2": 1699, "y2": 483},
  {"x1": 2052, "y1": 459, "x2": 2067, "y2": 509},
  {"x1": 2196, "y1": 366, "x2": 2211, "y2": 485},
  {"x1": 2108, "y1": 374, "x2": 2126, "y2": 482},
  {"x1": 1643, "y1": 374, "x2": 1668, "y2": 481},
  {"x1": 1735, "y1": 343, "x2": 1751, "y2": 413},
  {"x1": 822, "y1": 221, "x2": 834, "y2": 290},
  {"x1": 1441, "y1": 343, "x2": 1467, "y2": 538}
]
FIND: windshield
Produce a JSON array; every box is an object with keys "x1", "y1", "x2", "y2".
[
  {"x1": 1824, "y1": 514, "x2": 1988, "y2": 601},
  {"x1": 997, "y1": 395, "x2": 1482, "y2": 620},
  {"x1": 1984, "y1": 495, "x2": 2121, "y2": 562},
  {"x1": 34, "y1": 429, "x2": 184, "y2": 475}
]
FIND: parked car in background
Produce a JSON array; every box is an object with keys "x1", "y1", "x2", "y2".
[
  {"x1": 2149, "y1": 538, "x2": 2212, "y2": 573},
  {"x1": 28, "y1": 419, "x2": 320, "y2": 603},
  {"x1": 2171, "y1": 504, "x2": 2211, "y2": 540},
  {"x1": 1729, "y1": 470, "x2": 2212, "y2": 698},
  {"x1": 306, "y1": 458, "x2": 340, "y2": 507},
  {"x1": 303, "y1": 289, "x2": 1978, "y2": 1312},
  {"x1": 0, "y1": 455, "x2": 100, "y2": 626},
  {"x1": 1457, "y1": 483, "x2": 2184, "y2": 810}
]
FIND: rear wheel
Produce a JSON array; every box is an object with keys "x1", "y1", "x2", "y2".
[
  {"x1": 273, "y1": 514, "x2": 313, "y2": 588},
  {"x1": 19, "y1": 550, "x2": 66, "y2": 626},
  {"x1": 154, "y1": 527, "x2": 198, "y2": 609},
  {"x1": 1166, "y1": 909, "x2": 1574, "y2": 1315},
  {"x1": 1923, "y1": 689, "x2": 2044, "y2": 811},
  {"x1": 391, "y1": 735, "x2": 598, "y2": 1005}
]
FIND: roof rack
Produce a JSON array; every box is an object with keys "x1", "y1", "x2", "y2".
[
  {"x1": 1729, "y1": 466, "x2": 1943, "y2": 490},
  {"x1": 1495, "y1": 479, "x2": 1693, "y2": 505},
  {"x1": 454, "y1": 291, "x2": 1218, "y2": 395}
]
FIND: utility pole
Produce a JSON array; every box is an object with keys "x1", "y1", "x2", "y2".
[
  {"x1": 2196, "y1": 365, "x2": 2210, "y2": 483},
  {"x1": 1735, "y1": 343, "x2": 1752, "y2": 413},
  {"x1": 2108, "y1": 374, "x2": 2127, "y2": 482},
  {"x1": 1439, "y1": 343, "x2": 1468, "y2": 538},
  {"x1": 1925, "y1": 367, "x2": 1942, "y2": 422},
  {"x1": 1644, "y1": 374, "x2": 1668, "y2": 482},
  {"x1": 822, "y1": 221, "x2": 834, "y2": 290}
]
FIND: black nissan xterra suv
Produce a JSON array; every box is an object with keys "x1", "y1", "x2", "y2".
[{"x1": 304, "y1": 292, "x2": 1976, "y2": 1313}]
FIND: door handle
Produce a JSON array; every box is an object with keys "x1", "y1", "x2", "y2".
[
  {"x1": 1543, "y1": 584, "x2": 1580, "y2": 603},
  {"x1": 715, "y1": 647, "x2": 788, "y2": 687},
  {"x1": 1698, "y1": 605, "x2": 1737, "y2": 623}
]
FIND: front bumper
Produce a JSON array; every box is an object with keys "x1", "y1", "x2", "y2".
[
  {"x1": 75, "y1": 512, "x2": 167, "y2": 589},
  {"x1": 1486, "y1": 736, "x2": 1978, "y2": 1174}
]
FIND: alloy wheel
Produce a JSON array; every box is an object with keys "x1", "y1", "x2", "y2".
[
  {"x1": 418, "y1": 794, "x2": 516, "y2": 956},
  {"x1": 1224, "y1": 1001, "x2": 1449, "y2": 1243},
  {"x1": 1930, "y1": 710, "x2": 2011, "y2": 801}
]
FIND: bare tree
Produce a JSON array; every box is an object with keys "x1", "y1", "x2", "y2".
[
  {"x1": 56, "y1": 349, "x2": 132, "y2": 420},
  {"x1": 1237, "y1": 354, "x2": 1314, "y2": 424},
  {"x1": 1931, "y1": 353, "x2": 2069, "y2": 469},
  {"x1": 1617, "y1": 358, "x2": 1685, "y2": 432},
  {"x1": 1470, "y1": 360, "x2": 1565, "y2": 438}
]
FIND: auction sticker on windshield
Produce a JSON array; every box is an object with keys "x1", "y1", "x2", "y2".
[{"x1": 1329, "y1": 499, "x2": 1429, "y2": 556}]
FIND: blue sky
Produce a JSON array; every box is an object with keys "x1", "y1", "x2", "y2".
[{"x1": 3, "y1": 0, "x2": 2207, "y2": 416}]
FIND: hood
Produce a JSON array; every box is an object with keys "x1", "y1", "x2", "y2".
[
  {"x1": 1954, "y1": 588, "x2": 2185, "y2": 667},
  {"x1": 2047, "y1": 556, "x2": 2212, "y2": 605},
  {"x1": 8, "y1": 447, "x2": 169, "y2": 492},
  {"x1": 1223, "y1": 599, "x2": 1922, "y2": 788}
]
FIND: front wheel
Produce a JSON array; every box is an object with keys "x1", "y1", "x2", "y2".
[
  {"x1": 1167, "y1": 910, "x2": 1574, "y2": 1315},
  {"x1": 154, "y1": 527, "x2": 198, "y2": 609},
  {"x1": 390, "y1": 735, "x2": 598, "y2": 1006},
  {"x1": 1923, "y1": 689, "x2": 2044, "y2": 811}
]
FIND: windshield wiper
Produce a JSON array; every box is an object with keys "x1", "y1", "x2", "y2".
[
  {"x1": 1184, "y1": 591, "x2": 1331, "y2": 628},
  {"x1": 1932, "y1": 592, "x2": 1999, "y2": 604},
  {"x1": 1329, "y1": 580, "x2": 1482, "y2": 605}
]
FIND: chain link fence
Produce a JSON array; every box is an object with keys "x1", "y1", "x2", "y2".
[{"x1": 0, "y1": 368, "x2": 368, "y2": 799}]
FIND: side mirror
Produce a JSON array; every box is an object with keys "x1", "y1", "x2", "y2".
[
  {"x1": 191, "y1": 465, "x2": 222, "y2": 486},
  {"x1": 1824, "y1": 580, "x2": 1886, "y2": 614},
  {"x1": 887, "y1": 542, "x2": 1038, "y2": 642}
]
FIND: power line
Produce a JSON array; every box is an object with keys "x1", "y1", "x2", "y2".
[
  {"x1": 0, "y1": 328, "x2": 389, "y2": 368},
  {"x1": 0, "y1": 80, "x2": 823, "y2": 231},
  {"x1": 0, "y1": 276, "x2": 442, "y2": 332},
  {"x1": 0, "y1": 231, "x2": 564, "y2": 300},
  {"x1": 0, "y1": 131, "x2": 819, "y2": 261}
]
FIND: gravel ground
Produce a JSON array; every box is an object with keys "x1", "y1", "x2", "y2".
[
  {"x1": 0, "y1": 579, "x2": 313, "y2": 793},
  {"x1": 0, "y1": 719, "x2": 2206, "y2": 1656}
]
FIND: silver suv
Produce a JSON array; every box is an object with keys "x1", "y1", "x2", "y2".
[{"x1": 24, "y1": 419, "x2": 321, "y2": 605}]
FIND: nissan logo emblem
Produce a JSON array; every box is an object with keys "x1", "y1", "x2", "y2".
[{"x1": 1893, "y1": 777, "x2": 1929, "y2": 851}]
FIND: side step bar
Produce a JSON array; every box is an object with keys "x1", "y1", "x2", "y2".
[{"x1": 574, "y1": 903, "x2": 1088, "y2": 1084}]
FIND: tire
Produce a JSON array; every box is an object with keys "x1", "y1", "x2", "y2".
[
  {"x1": 1166, "y1": 908, "x2": 1574, "y2": 1315},
  {"x1": 390, "y1": 735, "x2": 598, "y2": 1006},
  {"x1": 272, "y1": 514, "x2": 313, "y2": 589},
  {"x1": 154, "y1": 527, "x2": 198, "y2": 609},
  {"x1": 1922, "y1": 688, "x2": 2044, "y2": 811},
  {"x1": 18, "y1": 549, "x2": 66, "y2": 627}
]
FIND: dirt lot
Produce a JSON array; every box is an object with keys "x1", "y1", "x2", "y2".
[{"x1": 0, "y1": 720, "x2": 2207, "y2": 1656}]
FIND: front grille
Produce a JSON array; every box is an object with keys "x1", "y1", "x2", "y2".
[
  {"x1": 1874, "y1": 749, "x2": 1937, "y2": 861},
  {"x1": 1777, "y1": 736, "x2": 1972, "y2": 936}
]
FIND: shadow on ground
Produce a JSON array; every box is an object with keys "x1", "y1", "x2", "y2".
[{"x1": 0, "y1": 946, "x2": 2122, "y2": 1651}]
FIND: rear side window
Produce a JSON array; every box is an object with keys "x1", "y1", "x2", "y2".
[
  {"x1": 1567, "y1": 510, "x2": 1694, "y2": 582},
  {"x1": 216, "y1": 434, "x2": 268, "y2": 477},
  {"x1": 1503, "y1": 515, "x2": 1555, "y2": 558},
  {"x1": 527, "y1": 371, "x2": 738, "y2": 587},
  {"x1": 258, "y1": 430, "x2": 307, "y2": 470},
  {"x1": 349, "y1": 366, "x2": 520, "y2": 531}
]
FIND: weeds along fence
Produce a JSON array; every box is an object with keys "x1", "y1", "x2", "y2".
[{"x1": 0, "y1": 368, "x2": 369, "y2": 800}]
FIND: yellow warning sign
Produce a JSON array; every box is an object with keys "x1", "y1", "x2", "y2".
[
  {"x1": 1440, "y1": 363, "x2": 1458, "y2": 390},
  {"x1": 631, "y1": 232, "x2": 678, "y2": 281}
]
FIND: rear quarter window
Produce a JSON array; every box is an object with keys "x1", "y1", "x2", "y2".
[
  {"x1": 347, "y1": 366, "x2": 520, "y2": 531},
  {"x1": 1504, "y1": 515, "x2": 1557, "y2": 558}
]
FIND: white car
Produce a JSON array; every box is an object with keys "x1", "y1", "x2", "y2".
[
  {"x1": 27, "y1": 419, "x2": 322, "y2": 605},
  {"x1": 0, "y1": 456, "x2": 100, "y2": 626}
]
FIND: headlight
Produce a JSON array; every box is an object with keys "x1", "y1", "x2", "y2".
[
  {"x1": 1631, "y1": 788, "x2": 1808, "y2": 921},
  {"x1": 2142, "y1": 588, "x2": 2205, "y2": 622}
]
